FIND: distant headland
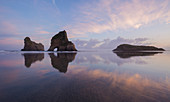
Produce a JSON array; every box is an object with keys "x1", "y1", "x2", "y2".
[
  {"x1": 21, "y1": 30, "x2": 77, "y2": 51},
  {"x1": 113, "y1": 44, "x2": 165, "y2": 52}
]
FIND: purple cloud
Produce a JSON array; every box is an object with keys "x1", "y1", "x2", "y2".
[
  {"x1": 72, "y1": 37, "x2": 150, "y2": 49},
  {"x1": 65, "y1": 0, "x2": 170, "y2": 35}
]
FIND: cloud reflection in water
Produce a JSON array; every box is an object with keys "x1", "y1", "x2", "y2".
[{"x1": 0, "y1": 51, "x2": 169, "y2": 102}]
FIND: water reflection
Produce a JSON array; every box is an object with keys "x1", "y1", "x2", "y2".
[
  {"x1": 0, "y1": 51, "x2": 170, "y2": 102},
  {"x1": 49, "y1": 53, "x2": 77, "y2": 73},
  {"x1": 22, "y1": 51, "x2": 162, "y2": 69},
  {"x1": 114, "y1": 51, "x2": 163, "y2": 58},
  {"x1": 74, "y1": 52, "x2": 151, "y2": 65},
  {"x1": 22, "y1": 53, "x2": 44, "y2": 68},
  {"x1": 65, "y1": 65, "x2": 170, "y2": 102}
]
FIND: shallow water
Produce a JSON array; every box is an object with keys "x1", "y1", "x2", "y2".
[{"x1": 0, "y1": 51, "x2": 170, "y2": 102}]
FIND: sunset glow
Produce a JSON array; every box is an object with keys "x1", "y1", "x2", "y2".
[{"x1": 0, "y1": 0, "x2": 169, "y2": 50}]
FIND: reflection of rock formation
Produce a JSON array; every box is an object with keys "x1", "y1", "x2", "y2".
[
  {"x1": 49, "y1": 53, "x2": 76, "y2": 73},
  {"x1": 114, "y1": 52, "x2": 162, "y2": 58},
  {"x1": 22, "y1": 53, "x2": 44, "y2": 68},
  {"x1": 73, "y1": 51, "x2": 162, "y2": 66}
]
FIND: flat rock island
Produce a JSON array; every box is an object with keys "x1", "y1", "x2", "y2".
[{"x1": 113, "y1": 44, "x2": 165, "y2": 52}]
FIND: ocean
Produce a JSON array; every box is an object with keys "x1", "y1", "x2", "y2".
[{"x1": 0, "y1": 50, "x2": 170, "y2": 102}]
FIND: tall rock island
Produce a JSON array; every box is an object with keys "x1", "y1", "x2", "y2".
[
  {"x1": 48, "y1": 30, "x2": 77, "y2": 51},
  {"x1": 21, "y1": 37, "x2": 44, "y2": 51}
]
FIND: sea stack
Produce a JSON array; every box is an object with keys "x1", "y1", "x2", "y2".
[
  {"x1": 21, "y1": 37, "x2": 44, "y2": 51},
  {"x1": 48, "y1": 30, "x2": 77, "y2": 51},
  {"x1": 113, "y1": 44, "x2": 165, "y2": 52}
]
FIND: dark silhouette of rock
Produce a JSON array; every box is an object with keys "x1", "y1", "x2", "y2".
[
  {"x1": 114, "y1": 51, "x2": 163, "y2": 58},
  {"x1": 49, "y1": 53, "x2": 76, "y2": 73},
  {"x1": 113, "y1": 44, "x2": 165, "y2": 52},
  {"x1": 48, "y1": 30, "x2": 77, "y2": 51},
  {"x1": 22, "y1": 53, "x2": 44, "y2": 68},
  {"x1": 21, "y1": 37, "x2": 44, "y2": 51}
]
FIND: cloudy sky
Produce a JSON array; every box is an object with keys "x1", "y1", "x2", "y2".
[{"x1": 0, "y1": 0, "x2": 170, "y2": 50}]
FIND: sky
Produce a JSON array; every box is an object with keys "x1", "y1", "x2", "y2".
[{"x1": 0, "y1": 0, "x2": 170, "y2": 50}]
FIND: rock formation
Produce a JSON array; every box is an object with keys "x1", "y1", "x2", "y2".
[
  {"x1": 113, "y1": 44, "x2": 165, "y2": 52},
  {"x1": 22, "y1": 53, "x2": 44, "y2": 68},
  {"x1": 49, "y1": 53, "x2": 77, "y2": 73},
  {"x1": 21, "y1": 37, "x2": 44, "y2": 51},
  {"x1": 48, "y1": 30, "x2": 77, "y2": 51}
]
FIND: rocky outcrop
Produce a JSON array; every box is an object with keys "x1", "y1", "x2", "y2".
[
  {"x1": 22, "y1": 53, "x2": 44, "y2": 68},
  {"x1": 48, "y1": 30, "x2": 77, "y2": 51},
  {"x1": 113, "y1": 44, "x2": 165, "y2": 52},
  {"x1": 21, "y1": 37, "x2": 44, "y2": 51},
  {"x1": 49, "y1": 53, "x2": 77, "y2": 73}
]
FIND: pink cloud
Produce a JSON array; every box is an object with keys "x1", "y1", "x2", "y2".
[
  {"x1": 34, "y1": 27, "x2": 53, "y2": 35},
  {"x1": 64, "y1": 0, "x2": 170, "y2": 35},
  {"x1": 0, "y1": 21, "x2": 18, "y2": 35},
  {"x1": 36, "y1": 30, "x2": 50, "y2": 34},
  {"x1": 0, "y1": 38, "x2": 23, "y2": 46}
]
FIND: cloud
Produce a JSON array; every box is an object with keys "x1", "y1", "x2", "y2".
[
  {"x1": 52, "y1": 0, "x2": 56, "y2": 5},
  {"x1": 34, "y1": 0, "x2": 60, "y2": 15},
  {"x1": 72, "y1": 36, "x2": 150, "y2": 49},
  {"x1": 0, "y1": 21, "x2": 18, "y2": 35},
  {"x1": 0, "y1": 38, "x2": 23, "y2": 50},
  {"x1": 65, "y1": 0, "x2": 170, "y2": 35},
  {"x1": 36, "y1": 30, "x2": 50, "y2": 34}
]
